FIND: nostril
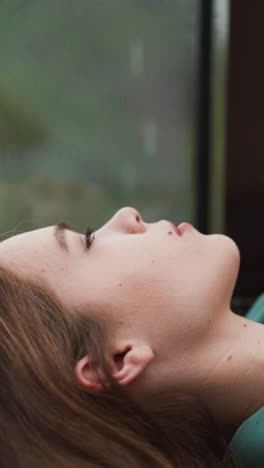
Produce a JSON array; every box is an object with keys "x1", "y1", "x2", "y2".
[
  {"x1": 133, "y1": 210, "x2": 146, "y2": 232},
  {"x1": 119, "y1": 207, "x2": 145, "y2": 233}
]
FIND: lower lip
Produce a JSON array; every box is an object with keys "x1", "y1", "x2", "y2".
[{"x1": 177, "y1": 222, "x2": 192, "y2": 236}]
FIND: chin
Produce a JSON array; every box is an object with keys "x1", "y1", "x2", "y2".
[
  {"x1": 217, "y1": 233, "x2": 240, "y2": 291},
  {"x1": 208, "y1": 233, "x2": 240, "y2": 277},
  {"x1": 205, "y1": 234, "x2": 240, "y2": 309},
  {"x1": 209, "y1": 232, "x2": 240, "y2": 257},
  {"x1": 222, "y1": 234, "x2": 240, "y2": 267}
]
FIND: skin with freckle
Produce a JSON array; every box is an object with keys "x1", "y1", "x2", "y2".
[{"x1": 0, "y1": 205, "x2": 243, "y2": 437}]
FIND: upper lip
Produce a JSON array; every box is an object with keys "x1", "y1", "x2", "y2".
[{"x1": 167, "y1": 221, "x2": 180, "y2": 236}]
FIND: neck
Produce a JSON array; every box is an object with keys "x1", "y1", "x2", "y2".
[
  {"x1": 133, "y1": 304, "x2": 264, "y2": 444},
  {"x1": 153, "y1": 306, "x2": 264, "y2": 443},
  {"x1": 194, "y1": 309, "x2": 264, "y2": 442}
]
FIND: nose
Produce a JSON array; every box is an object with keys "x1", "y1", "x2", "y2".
[{"x1": 105, "y1": 207, "x2": 146, "y2": 234}]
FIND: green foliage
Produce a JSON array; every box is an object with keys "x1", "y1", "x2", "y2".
[
  {"x1": 0, "y1": 177, "x2": 112, "y2": 240},
  {"x1": 0, "y1": 0, "x2": 198, "y2": 232},
  {"x1": 0, "y1": 85, "x2": 46, "y2": 150},
  {"x1": 0, "y1": 174, "x2": 191, "y2": 239}
]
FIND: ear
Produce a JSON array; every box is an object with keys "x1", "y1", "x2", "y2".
[{"x1": 74, "y1": 340, "x2": 154, "y2": 392}]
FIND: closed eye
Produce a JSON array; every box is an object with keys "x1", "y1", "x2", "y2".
[{"x1": 85, "y1": 226, "x2": 95, "y2": 249}]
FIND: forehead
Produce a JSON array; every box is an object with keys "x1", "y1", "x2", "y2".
[
  {"x1": 1, "y1": 226, "x2": 53, "y2": 251},
  {"x1": 0, "y1": 226, "x2": 57, "y2": 272}
]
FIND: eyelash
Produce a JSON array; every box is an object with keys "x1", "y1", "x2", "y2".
[{"x1": 85, "y1": 226, "x2": 95, "y2": 249}]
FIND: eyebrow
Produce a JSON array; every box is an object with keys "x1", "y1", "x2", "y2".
[{"x1": 53, "y1": 222, "x2": 74, "y2": 252}]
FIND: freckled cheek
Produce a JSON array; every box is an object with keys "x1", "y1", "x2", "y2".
[
  {"x1": 39, "y1": 263, "x2": 66, "y2": 277},
  {"x1": 35, "y1": 260, "x2": 72, "y2": 298}
]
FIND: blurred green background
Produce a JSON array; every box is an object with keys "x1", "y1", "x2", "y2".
[{"x1": 0, "y1": 0, "x2": 227, "y2": 237}]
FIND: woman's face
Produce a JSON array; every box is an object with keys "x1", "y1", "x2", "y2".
[{"x1": 0, "y1": 207, "x2": 240, "y2": 358}]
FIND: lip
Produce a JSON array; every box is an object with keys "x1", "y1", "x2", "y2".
[
  {"x1": 167, "y1": 221, "x2": 181, "y2": 236},
  {"x1": 166, "y1": 221, "x2": 192, "y2": 236},
  {"x1": 177, "y1": 222, "x2": 192, "y2": 236}
]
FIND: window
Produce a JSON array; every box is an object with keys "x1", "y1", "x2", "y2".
[{"x1": 0, "y1": 1, "x2": 199, "y2": 235}]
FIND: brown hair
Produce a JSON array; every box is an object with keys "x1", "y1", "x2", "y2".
[{"x1": 0, "y1": 264, "x2": 241, "y2": 468}]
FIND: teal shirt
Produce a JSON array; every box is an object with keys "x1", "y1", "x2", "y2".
[{"x1": 229, "y1": 293, "x2": 264, "y2": 467}]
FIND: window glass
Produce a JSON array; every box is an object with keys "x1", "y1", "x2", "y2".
[{"x1": 0, "y1": 0, "x2": 199, "y2": 236}]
